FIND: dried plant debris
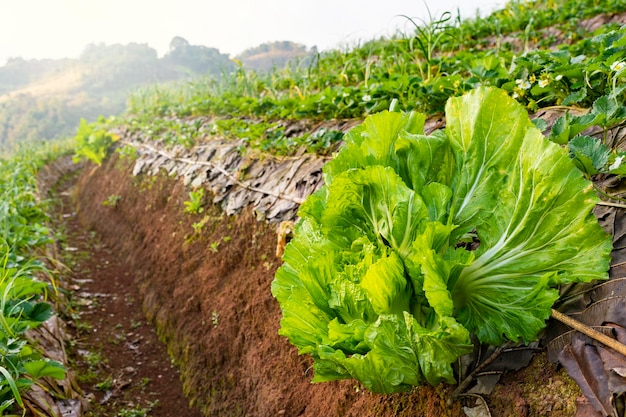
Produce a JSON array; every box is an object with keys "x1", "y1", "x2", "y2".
[
  {"x1": 595, "y1": 205, "x2": 626, "y2": 278},
  {"x1": 456, "y1": 342, "x2": 540, "y2": 397},
  {"x1": 127, "y1": 139, "x2": 326, "y2": 223},
  {"x1": 543, "y1": 207, "x2": 626, "y2": 416}
]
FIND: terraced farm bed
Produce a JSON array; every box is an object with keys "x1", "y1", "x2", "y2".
[{"x1": 58, "y1": 148, "x2": 584, "y2": 417}]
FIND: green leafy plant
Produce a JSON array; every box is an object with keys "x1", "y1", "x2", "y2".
[
  {"x1": 116, "y1": 145, "x2": 137, "y2": 161},
  {"x1": 95, "y1": 376, "x2": 113, "y2": 391},
  {"x1": 110, "y1": 0, "x2": 626, "y2": 132},
  {"x1": 272, "y1": 87, "x2": 611, "y2": 393},
  {"x1": 0, "y1": 148, "x2": 69, "y2": 412},
  {"x1": 118, "y1": 400, "x2": 159, "y2": 417},
  {"x1": 183, "y1": 188, "x2": 205, "y2": 215},
  {"x1": 139, "y1": 377, "x2": 151, "y2": 389},
  {"x1": 102, "y1": 194, "x2": 121, "y2": 207},
  {"x1": 402, "y1": 4, "x2": 454, "y2": 81},
  {"x1": 209, "y1": 241, "x2": 220, "y2": 253},
  {"x1": 546, "y1": 94, "x2": 626, "y2": 178},
  {"x1": 72, "y1": 118, "x2": 118, "y2": 165}
]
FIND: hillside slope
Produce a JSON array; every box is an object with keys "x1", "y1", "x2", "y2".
[{"x1": 0, "y1": 38, "x2": 234, "y2": 154}]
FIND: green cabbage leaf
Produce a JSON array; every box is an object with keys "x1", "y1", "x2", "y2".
[{"x1": 271, "y1": 87, "x2": 612, "y2": 393}]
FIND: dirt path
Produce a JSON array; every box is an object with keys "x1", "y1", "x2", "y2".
[{"x1": 52, "y1": 170, "x2": 203, "y2": 417}]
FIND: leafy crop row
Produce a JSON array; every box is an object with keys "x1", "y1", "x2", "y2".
[
  {"x1": 0, "y1": 143, "x2": 71, "y2": 413},
  {"x1": 105, "y1": 0, "x2": 626, "y2": 155}
]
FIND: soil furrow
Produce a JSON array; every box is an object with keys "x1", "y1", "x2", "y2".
[{"x1": 52, "y1": 170, "x2": 203, "y2": 417}]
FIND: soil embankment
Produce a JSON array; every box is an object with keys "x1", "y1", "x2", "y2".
[
  {"x1": 67, "y1": 151, "x2": 581, "y2": 417},
  {"x1": 75, "y1": 153, "x2": 468, "y2": 416}
]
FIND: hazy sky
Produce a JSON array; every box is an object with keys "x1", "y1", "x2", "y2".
[{"x1": 0, "y1": 0, "x2": 504, "y2": 65}]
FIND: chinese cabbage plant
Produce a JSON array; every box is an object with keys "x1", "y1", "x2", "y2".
[{"x1": 271, "y1": 87, "x2": 612, "y2": 393}]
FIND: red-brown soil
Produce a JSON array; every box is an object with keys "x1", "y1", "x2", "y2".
[
  {"x1": 50, "y1": 168, "x2": 203, "y2": 417},
  {"x1": 61, "y1": 152, "x2": 585, "y2": 417}
]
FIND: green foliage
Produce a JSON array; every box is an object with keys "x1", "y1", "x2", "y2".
[
  {"x1": 116, "y1": 0, "x2": 626, "y2": 128},
  {"x1": 72, "y1": 118, "x2": 118, "y2": 165},
  {"x1": 117, "y1": 400, "x2": 160, "y2": 417},
  {"x1": 568, "y1": 135, "x2": 610, "y2": 175},
  {"x1": 95, "y1": 376, "x2": 113, "y2": 391},
  {"x1": 546, "y1": 93, "x2": 626, "y2": 177},
  {"x1": 116, "y1": 144, "x2": 137, "y2": 160},
  {"x1": 102, "y1": 194, "x2": 121, "y2": 208},
  {"x1": 183, "y1": 188, "x2": 205, "y2": 215},
  {"x1": 1, "y1": 0, "x2": 625, "y2": 156},
  {"x1": 111, "y1": 1, "x2": 626, "y2": 163},
  {"x1": 272, "y1": 87, "x2": 611, "y2": 393},
  {"x1": 0, "y1": 38, "x2": 235, "y2": 155},
  {"x1": 237, "y1": 41, "x2": 313, "y2": 72},
  {"x1": 402, "y1": 5, "x2": 455, "y2": 81},
  {"x1": 0, "y1": 146, "x2": 69, "y2": 412},
  {"x1": 0, "y1": 95, "x2": 82, "y2": 156}
]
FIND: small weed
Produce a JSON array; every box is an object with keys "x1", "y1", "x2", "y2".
[
  {"x1": 95, "y1": 376, "x2": 113, "y2": 391},
  {"x1": 113, "y1": 332, "x2": 127, "y2": 344},
  {"x1": 102, "y1": 194, "x2": 121, "y2": 208},
  {"x1": 185, "y1": 214, "x2": 214, "y2": 243},
  {"x1": 191, "y1": 221, "x2": 204, "y2": 234},
  {"x1": 116, "y1": 145, "x2": 137, "y2": 160},
  {"x1": 209, "y1": 241, "x2": 220, "y2": 253},
  {"x1": 85, "y1": 351, "x2": 105, "y2": 369},
  {"x1": 74, "y1": 350, "x2": 106, "y2": 383},
  {"x1": 137, "y1": 175, "x2": 157, "y2": 192},
  {"x1": 118, "y1": 400, "x2": 160, "y2": 417},
  {"x1": 75, "y1": 320, "x2": 93, "y2": 334},
  {"x1": 183, "y1": 188, "x2": 205, "y2": 215},
  {"x1": 140, "y1": 377, "x2": 151, "y2": 389},
  {"x1": 212, "y1": 311, "x2": 219, "y2": 328},
  {"x1": 77, "y1": 368, "x2": 98, "y2": 384},
  {"x1": 130, "y1": 320, "x2": 142, "y2": 330}
]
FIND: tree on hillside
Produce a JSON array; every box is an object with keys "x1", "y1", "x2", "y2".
[
  {"x1": 163, "y1": 36, "x2": 234, "y2": 75},
  {"x1": 0, "y1": 94, "x2": 78, "y2": 151},
  {"x1": 237, "y1": 41, "x2": 308, "y2": 59},
  {"x1": 236, "y1": 41, "x2": 315, "y2": 72},
  {"x1": 80, "y1": 43, "x2": 166, "y2": 92},
  {"x1": 169, "y1": 36, "x2": 190, "y2": 52}
]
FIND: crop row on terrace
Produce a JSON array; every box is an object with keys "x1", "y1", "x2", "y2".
[
  {"x1": 0, "y1": 139, "x2": 81, "y2": 415},
  {"x1": 104, "y1": 0, "x2": 626, "y2": 151}
]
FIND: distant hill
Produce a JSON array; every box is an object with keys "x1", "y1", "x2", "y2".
[
  {"x1": 0, "y1": 37, "x2": 235, "y2": 153},
  {"x1": 236, "y1": 41, "x2": 315, "y2": 72}
]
